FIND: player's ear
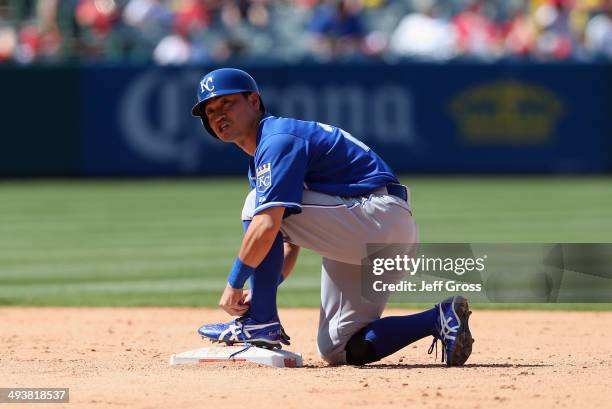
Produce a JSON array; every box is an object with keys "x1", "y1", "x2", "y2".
[{"x1": 246, "y1": 92, "x2": 261, "y2": 112}]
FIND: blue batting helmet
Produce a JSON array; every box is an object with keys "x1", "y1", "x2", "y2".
[{"x1": 191, "y1": 68, "x2": 265, "y2": 138}]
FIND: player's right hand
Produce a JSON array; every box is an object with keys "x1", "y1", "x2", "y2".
[
  {"x1": 219, "y1": 283, "x2": 249, "y2": 316},
  {"x1": 242, "y1": 289, "x2": 252, "y2": 305}
]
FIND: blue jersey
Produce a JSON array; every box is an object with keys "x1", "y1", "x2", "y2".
[{"x1": 248, "y1": 114, "x2": 400, "y2": 216}]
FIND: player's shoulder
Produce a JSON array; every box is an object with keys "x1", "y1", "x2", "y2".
[
  {"x1": 260, "y1": 114, "x2": 320, "y2": 141},
  {"x1": 258, "y1": 114, "x2": 314, "y2": 151}
]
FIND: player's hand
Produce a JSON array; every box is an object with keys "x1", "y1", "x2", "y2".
[
  {"x1": 219, "y1": 283, "x2": 249, "y2": 316},
  {"x1": 242, "y1": 289, "x2": 252, "y2": 305}
]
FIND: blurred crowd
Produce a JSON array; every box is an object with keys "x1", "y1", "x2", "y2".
[{"x1": 0, "y1": 0, "x2": 610, "y2": 65}]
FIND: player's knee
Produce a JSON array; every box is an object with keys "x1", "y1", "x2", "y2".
[
  {"x1": 316, "y1": 334, "x2": 348, "y2": 365},
  {"x1": 345, "y1": 329, "x2": 378, "y2": 366},
  {"x1": 319, "y1": 351, "x2": 345, "y2": 365}
]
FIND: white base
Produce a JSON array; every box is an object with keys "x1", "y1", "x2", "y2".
[{"x1": 169, "y1": 346, "x2": 303, "y2": 368}]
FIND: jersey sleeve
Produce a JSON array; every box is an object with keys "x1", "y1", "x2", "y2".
[{"x1": 253, "y1": 133, "x2": 308, "y2": 216}]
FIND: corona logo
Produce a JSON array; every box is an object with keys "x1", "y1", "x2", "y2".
[{"x1": 449, "y1": 81, "x2": 564, "y2": 144}]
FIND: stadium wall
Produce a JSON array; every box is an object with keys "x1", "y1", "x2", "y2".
[{"x1": 1, "y1": 63, "x2": 610, "y2": 177}]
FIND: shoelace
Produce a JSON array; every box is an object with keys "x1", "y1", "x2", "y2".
[
  {"x1": 430, "y1": 300, "x2": 461, "y2": 363},
  {"x1": 229, "y1": 344, "x2": 252, "y2": 359},
  {"x1": 229, "y1": 316, "x2": 247, "y2": 340},
  {"x1": 228, "y1": 317, "x2": 254, "y2": 358},
  {"x1": 428, "y1": 338, "x2": 446, "y2": 363}
]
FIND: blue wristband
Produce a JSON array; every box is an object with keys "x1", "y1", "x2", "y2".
[{"x1": 227, "y1": 257, "x2": 255, "y2": 289}]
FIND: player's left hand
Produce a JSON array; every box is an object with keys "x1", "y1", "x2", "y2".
[{"x1": 219, "y1": 283, "x2": 249, "y2": 316}]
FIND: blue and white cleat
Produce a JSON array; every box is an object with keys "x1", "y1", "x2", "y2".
[
  {"x1": 430, "y1": 295, "x2": 474, "y2": 366},
  {"x1": 198, "y1": 316, "x2": 282, "y2": 349}
]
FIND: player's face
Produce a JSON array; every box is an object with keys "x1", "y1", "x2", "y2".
[{"x1": 204, "y1": 93, "x2": 260, "y2": 142}]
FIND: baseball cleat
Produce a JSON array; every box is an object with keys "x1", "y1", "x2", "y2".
[
  {"x1": 430, "y1": 295, "x2": 474, "y2": 366},
  {"x1": 198, "y1": 316, "x2": 282, "y2": 349}
]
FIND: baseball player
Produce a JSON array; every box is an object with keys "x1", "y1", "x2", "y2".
[{"x1": 192, "y1": 68, "x2": 474, "y2": 366}]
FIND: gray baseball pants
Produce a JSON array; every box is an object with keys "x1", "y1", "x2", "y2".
[{"x1": 242, "y1": 188, "x2": 418, "y2": 364}]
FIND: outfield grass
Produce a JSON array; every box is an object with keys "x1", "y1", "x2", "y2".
[{"x1": 0, "y1": 177, "x2": 611, "y2": 308}]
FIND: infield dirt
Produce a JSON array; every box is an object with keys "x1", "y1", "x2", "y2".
[{"x1": 2, "y1": 308, "x2": 611, "y2": 409}]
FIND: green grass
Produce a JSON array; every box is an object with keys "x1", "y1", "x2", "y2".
[{"x1": 0, "y1": 177, "x2": 611, "y2": 309}]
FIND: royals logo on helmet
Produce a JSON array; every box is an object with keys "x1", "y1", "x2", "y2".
[
  {"x1": 256, "y1": 163, "x2": 272, "y2": 193},
  {"x1": 200, "y1": 77, "x2": 214, "y2": 93}
]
